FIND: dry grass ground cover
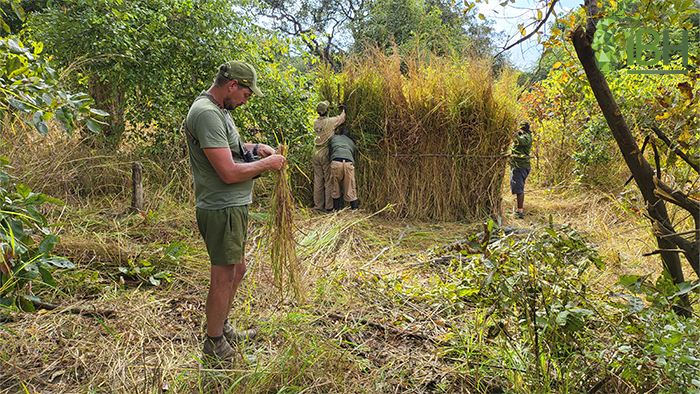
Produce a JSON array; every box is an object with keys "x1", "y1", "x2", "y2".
[{"x1": 0, "y1": 176, "x2": 683, "y2": 393}]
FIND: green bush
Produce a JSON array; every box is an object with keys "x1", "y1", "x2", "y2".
[{"x1": 0, "y1": 156, "x2": 74, "y2": 312}]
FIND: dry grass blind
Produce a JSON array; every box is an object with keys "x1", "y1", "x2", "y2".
[{"x1": 318, "y1": 48, "x2": 520, "y2": 221}]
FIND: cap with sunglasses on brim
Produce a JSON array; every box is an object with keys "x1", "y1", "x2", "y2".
[
  {"x1": 219, "y1": 61, "x2": 264, "y2": 97},
  {"x1": 519, "y1": 121, "x2": 531, "y2": 133}
]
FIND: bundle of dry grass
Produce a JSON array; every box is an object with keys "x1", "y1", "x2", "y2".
[
  {"x1": 268, "y1": 144, "x2": 305, "y2": 304},
  {"x1": 317, "y1": 46, "x2": 520, "y2": 221}
]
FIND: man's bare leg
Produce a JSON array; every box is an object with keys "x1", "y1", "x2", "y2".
[
  {"x1": 206, "y1": 260, "x2": 246, "y2": 338},
  {"x1": 516, "y1": 193, "x2": 525, "y2": 213}
]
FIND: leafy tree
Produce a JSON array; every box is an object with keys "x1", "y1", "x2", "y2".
[
  {"x1": 569, "y1": 0, "x2": 698, "y2": 314},
  {"x1": 0, "y1": 0, "x2": 52, "y2": 36},
  {"x1": 254, "y1": 0, "x2": 362, "y2": 70},
  {"x1": 254, "y1": 0, "x2": 501, "y2": 70},
  {"x1": 511, "y1": 0, "x2": 698, "y2": 314},
  {"x1": 0, "y1": 157, "x2": 73, "y2": 312},
  {"x1": 351, "y1": 0, "x2": 493, "y2": 54},
  {"x1": 0, "y1": 0, "x2": 108, "y2": 313},
  {"x1": 26, "y1": 0, "x2": 257, "y2": 145}
]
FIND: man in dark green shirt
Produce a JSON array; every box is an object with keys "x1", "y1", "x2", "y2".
[
  {"x1": 509, "y1": 121, "x2": 533, "y2": 219},
  {"x1": 328, "y1": 127, "x2": 359, "y2": 210}
]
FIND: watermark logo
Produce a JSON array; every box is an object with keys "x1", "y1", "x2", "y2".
[
  {"x1": 593, "y1": 14, "x2": 691, "y2": 75},
  {"x1": 625, "y1": 29, "x2": 689, "y2": 74}
]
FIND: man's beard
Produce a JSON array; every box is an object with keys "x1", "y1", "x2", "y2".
[{"x1": 223, "y1": 97, "x2": 239, "y2": 111}]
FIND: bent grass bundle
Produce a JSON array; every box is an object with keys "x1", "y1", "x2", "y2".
[
  {"x1": 318, "y1": 47, "x2": 520, "y2": 221},
  {"x1": 269, "y1": 144, "x2": 305, "y2": 304}
]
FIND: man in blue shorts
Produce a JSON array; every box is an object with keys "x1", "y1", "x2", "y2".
[
  {"x1": 184, "y1": 60, "x2": 286, "y2": 361},
  {"x1": 510, "y1": 121, "x2": 533, "y2": 219}
]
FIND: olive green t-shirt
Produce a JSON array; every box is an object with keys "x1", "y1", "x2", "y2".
[
  {"x1": 509, "y1": 132, "x2": 533, "y2": 168},
  {"x1": 328, "y1": 134, "x2": 355, "y2": 162},
  {"x1": 185, "y1": 92, "x2": 253, "y2": 209}
]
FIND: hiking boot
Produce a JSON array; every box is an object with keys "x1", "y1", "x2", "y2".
[
  {"x1": 516, "y1": 212, "x2": 524, "y2": 219},
  {"x1": 202, "y1": 335, "x2": 236, "y2": 361},
  {"x1": 223, "y1": 320, "x2": 258, "y2": 343},
  {"x1": 350, "y1": 200, "x2": 359, "y2": 210},
  {"x1": 333, "y1": 198, "x2": 341, "y2": 211}
]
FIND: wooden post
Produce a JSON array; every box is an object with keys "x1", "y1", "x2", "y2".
[{"x1": 131, "y1": 161, "x2": 144, "y2": 213}]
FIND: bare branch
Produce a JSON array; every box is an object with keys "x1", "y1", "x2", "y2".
[
  {"x1": 651, "y1": 125, "x2": 700, "y2": 173},
  {"x1": 501, "y1": 0, "x2": 559, "y2": 52},
  {"x1": 651, "y1": 220, "x2": 700, "y2": 278},
  {"x1": 654, "y1": 176, "x2": 700, "y2": 221}
]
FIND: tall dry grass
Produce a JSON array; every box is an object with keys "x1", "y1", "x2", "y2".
[
  {"x1": 317, "y1": 46, "x2": 520, "y2": 221},
  {"x1": 0, "y1": 121, "x2": 198, "y2": 215},
  {"x1": 268, "y1": 144, "x2": 306, "y2": 304}
]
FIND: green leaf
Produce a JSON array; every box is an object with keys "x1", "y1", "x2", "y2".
[
  {"x1": 8, "y1": 99, "x2": 31, "y2": 112},
  {"x1": 42, "y1": 257, "x2": 74, "y2": 269},
  {"x1": 556, "y1": 311, "x2": 570, "y2": 326},
  {"x1": 0, "y1": 296, "x2": 14, "y2": 307},
  {"x1": 680, "y1": 354, "x2": 700, "y2": 363},
  {"x1": 38, "y1": 234, "x2": 58, "y2": 254},
  {"x1": 7, "y1": 218, "x2": 25, "y2": 240},
  {"x1": 23, "y1": 206, "x2": 46, "y2": 225},
  {"x1": 32, "y1": 112, "x2": 49, "y2": 136},
  {"x1": 89, "y1": 108, "x2": 109, "y2": 117},
  {"x1": 86, "y1": 118, "x2": 103, "y2": 134},
  {"x1": 590, "y1": 256, "x2": 605, "y2": 270},
  {"x1": 38, "y1": 265, "x2": 57, "y2": 287},
  {"x1": 627, "y1": 296, "x2": 644, "y2": 314},
  {"x1": 619, "y1": 275, "x2": 643, "y2": 288},
  {"x1": 149, "y1": 276, "x2": 161, "y2": 286},
  {"x1": 15, "y1": 183, "x2": 30, "y2": 198},
  {"x1": 17, "y1": 295, "x2": 35, "y2": 312},
  {"x1": 671, "y1": 280, "x2": 700, "y2": 298},
  {"x1": 7, "y1": 39, "x2": 28, "y2": 54}
]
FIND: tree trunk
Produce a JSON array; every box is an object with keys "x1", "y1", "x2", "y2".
[
  {"x1": 570, "y1": 3, "x2": 690, "y2": 315},
  {"x1": 88, "y1": 75, "x2": 125, "y2": 146},
  {"x1": 130, "y1": 161, "x2": 144, "y2": 214}
]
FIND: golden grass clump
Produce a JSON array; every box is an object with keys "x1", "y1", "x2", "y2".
[
  {"x1": 318, "y1": 47, "x2": 520, "y2": 221},
  {"x1": 269, "y1": 144, "x2": 305, "y2": 304}
]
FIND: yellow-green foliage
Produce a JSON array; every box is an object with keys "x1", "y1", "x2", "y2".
[{"x1": 318, "y1": 47, "x2": 520, "y2": 220}]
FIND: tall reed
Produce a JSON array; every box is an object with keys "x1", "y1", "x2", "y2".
[
  {"x1": 317, "y1": 46, "x2": 520, "y2": 221},
  {"x1": 269, "y1": 144, "x2": 305, "y2": 304}
]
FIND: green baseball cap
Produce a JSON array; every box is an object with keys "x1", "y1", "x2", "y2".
[
  {"x1": 219, "y1": 61, "x2": 264, "y2": 97},
  {"x1": 316, "y1": 101, "x2": 330, "y2": 115}
]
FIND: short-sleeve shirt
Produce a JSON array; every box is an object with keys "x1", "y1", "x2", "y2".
[
  {"x1": 510, "y1": 132, "x2": 533, "y2": 169},
  {"x1": 185, "y1": 92, "x2": 253, "y2": 209},
  {"x1": 328, "y1": 134, "x2": 355, "y2": 162}
]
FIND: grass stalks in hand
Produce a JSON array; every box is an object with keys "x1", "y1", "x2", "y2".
[{"x1": 269, "y1": 144, "x2": 305, "y2": 304}]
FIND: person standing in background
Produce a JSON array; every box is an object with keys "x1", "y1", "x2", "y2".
[
  {"x1": 328, "y1": 127, "x2": 359, "y2": 210},
  {"x1": 312, "y1": 101, "x2": 346, "y2": 211},
  {"x1": 509, "y1": 121, "x2": 533, "y2": 219}
]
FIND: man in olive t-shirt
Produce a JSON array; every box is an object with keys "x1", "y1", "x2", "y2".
[{"x1": 185, "y1": 60, "x2": 286, "y2": 361}]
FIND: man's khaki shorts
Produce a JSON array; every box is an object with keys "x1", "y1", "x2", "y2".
[{"x1": 196, "y1": 206, "x2": 248, "y2": 266}]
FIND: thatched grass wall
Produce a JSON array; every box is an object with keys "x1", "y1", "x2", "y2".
[{"x1": 317, "y1": 49, "x2": 520, "y2": 221}]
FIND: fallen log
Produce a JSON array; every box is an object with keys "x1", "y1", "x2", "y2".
[{"x1": 31, "y1": 301, "x2": 117, "y2": 318}]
